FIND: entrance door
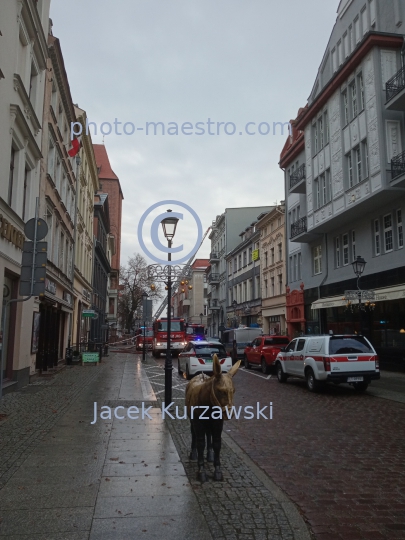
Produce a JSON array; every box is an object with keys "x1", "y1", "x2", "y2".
[{"x1": 1, "y1": 274, "x2": 18, "y2": 381}]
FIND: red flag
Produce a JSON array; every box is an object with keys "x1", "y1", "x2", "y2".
[{"x1": 68, "y1": 137, "x2": 82, "y2": 157}]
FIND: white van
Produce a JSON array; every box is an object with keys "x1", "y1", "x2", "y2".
[
  {"x1": 275, "y1": 334, "x2": 380, "y2": 392},
  {"x1": 222, "y1": 327, "x2": 263, "y2": 363}
]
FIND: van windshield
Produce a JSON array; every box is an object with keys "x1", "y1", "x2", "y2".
[{"x1": 329, "y1": 336, "x2": 374, "y2": 354}]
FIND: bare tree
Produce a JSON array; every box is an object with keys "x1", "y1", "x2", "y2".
[{"x1": 118, "y1": 253, "x2": 162, "y2": 333}]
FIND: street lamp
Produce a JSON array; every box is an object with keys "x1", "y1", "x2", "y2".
[
  {"x1": 141, "y1": 291, "x2": 148, "y2": 363},
  {"x1": 162, "y1": 210, "x2": 179, "y2": 406},
  {"x1": 352, "y1": 256, "x2": 366, "y2": 335},
  {"x1": 232, "y1": 300, "x2": 238, "y2": 328}
]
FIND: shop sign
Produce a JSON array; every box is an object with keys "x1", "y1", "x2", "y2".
[
  {"x1": 45, "y1": 278, "x2": 57, "y2": 295},
  {"x1": 63, "y1": 291, "x2": 72, "y2": 305},
  {"x1": 82, "y1": 352, "x2": 99, "y2": 364},
  {"x1": 0, "y1": 214, "x2": 25, "y2": 249},
  {"x1": 82, "y1": 310, "x2": 98, "y2": 319},
  {"x1": 252, "y1": 249, "x2": 259, "y2": 261}
]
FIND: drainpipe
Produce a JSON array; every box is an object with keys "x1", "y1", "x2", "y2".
[{"x1": 317, "y1": 233, "x2": 328, "y2": 334}]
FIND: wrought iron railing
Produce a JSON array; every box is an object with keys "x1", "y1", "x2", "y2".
[
  {"x1": 386, "y1": 65, "x2": 405, "y2": 103},
  {"x1": 209, "y1": 252, "x2": 219, "y2": 261},
  {"x1": 289, "y1": 164, "x2": 306, "y2": 189},
  {"x1": 391, "y1": 149, "x2": 405, "y2": 180},
  {"x1": 208, "y1": 273, "x2": 220, "y2": 283},
  {"x1": 291, "y1": 217, "x2": 307, "y2": 239},
  {"x1": 209, "y1": 299, "x2": 220, "y2": 309}
]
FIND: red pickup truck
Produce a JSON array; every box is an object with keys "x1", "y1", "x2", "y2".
[{"x1": 244, "y1": 335, "x2": 290, "y2": 373}]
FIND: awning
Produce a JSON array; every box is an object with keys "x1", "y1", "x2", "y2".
[{"x1": 311, "y1": 283, "x2": 405, "y2": 310}]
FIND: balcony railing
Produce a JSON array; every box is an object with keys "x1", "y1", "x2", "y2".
[
  {"x1": 392, "y1": 150, "x2": 405, "y2": 180},
  {"x1": 209, "y1": 252, "x2": 219, "y2": 262},
  {"x1": 209, "y1": 299, "x2": 220, "y2": 310},
  {"x1": 290, "y1": 217, "x2": 307, "y2": 239},
  {"x1": 289, "y1": 164, "x2": 306, "y2": 189},
  {"x1": 208, "y1": 273, "x2": 220, "y2": 284},
  {"x1": 386, "y1": 65, "x2": 405, "y2": 103}
]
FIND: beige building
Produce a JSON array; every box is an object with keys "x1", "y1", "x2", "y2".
[
  {"x1": 257, "y1": 202, "x2": 287, "y2": 335},
  {"x1": 71, "y1": 107, "x2": 99, "y2": 347},
  {"x1": 172, "y1": 259, "x2": 209, "y2": 325},
  {"x1": 0, "y1": 0, "x2": 50, "y2": 392},
  {"x1": 37, "y1": 31, "x2": 76, "y2": 371}
]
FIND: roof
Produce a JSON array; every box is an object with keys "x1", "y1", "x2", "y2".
[
  {"x1": 93, "y1": 144, "x2": 119, "y2": 180},
  {"x1": 192, "y1": 259, "x2": 210, "y2": 269}
]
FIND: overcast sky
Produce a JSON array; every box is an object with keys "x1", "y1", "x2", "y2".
[{"x1": 51, "y1": 0, "x2": 337, "y2": 265}]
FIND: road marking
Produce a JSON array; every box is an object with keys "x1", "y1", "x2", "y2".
[{"x1": 239, "y1": 369, "x2": 272, "y2": 380}]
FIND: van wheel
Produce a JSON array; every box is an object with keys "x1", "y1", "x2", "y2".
[
  {"x1": 353, "y1": 381, "x2": 369, "y2": 392},
  {"x1": 306, "y1": 368, "x2": 320, "y2": 392},
  {"x1": 261, "y1": 358, "x2": 270, "y2": 375},
  {"x1": 276, "y1": 363, "x2": 287, "y2": 383},
  {"x1": 244, "y1": 355, "x2": 251, "y2": 369}
]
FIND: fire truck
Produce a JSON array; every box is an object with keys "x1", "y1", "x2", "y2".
[
  {"x1": 135, "y1": 327, "x2": 153, "y2": 351},
  {"x1": 185, "y1": 323, "x2": 205, "y2": 342},
  {"x1": 152, "y1": 317, "x2": 186, "y2": 357}
]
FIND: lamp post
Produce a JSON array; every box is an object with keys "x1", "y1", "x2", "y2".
[
  {"x1": 232, "y1": 300, "x2": 237, "y2": 328},
  {"x1": 352, "y1": 256, "x2": 366, "y2": 334},
  {"x1": 141, "y1": 291, "x2": 149, "y2": 363},
  {"x1": 161, "y1": 210, "x2": 179, "y2": 407}
]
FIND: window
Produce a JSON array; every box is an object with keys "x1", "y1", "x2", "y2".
[
  {"x1": 289, "y1": 257, "x2": 293, "y2": 282},
  {"x1": 60, "y1": 232, "x2": 65, "y2": 271},
  {"x1": 321, "y1": 174, "x2": 327, "y2": 206},
  {"x1": 8, "y1": 146, "x2": 16, "y2": 207},
  {"x1": 352, "y1": 230, "x2": 356, "y2": 260},
  {"x1": 343, "y1": 90, "x2": 349, "y2": 125},
  {"x1": 249, "y1": 247, "x2": 252, "y2": 262},
  {"x1": 397, "y1": 209, "x2": 403, "y2": 249},
  {"x1": 238, "y1": 255, "x2": 242, "y2": 270},
  {"x1": 359, "y1": 73, "x2": 365, "y2": 111},
  {"x1": 316, "y1": 179, "x2": 321, "y2": 209},
  {"x1": 384, "y1": 214, "x2": 393, "y2": 252},
  {"x1": 374, "y1": 219, "x2": 380, "y2": 256},
  {"x1": 355, "y1": 17, "x2": 360, "y2": 43},
  {"x1": 313, "y1": 246, "x2": 322, "y2": 275},
  {"x1": 298, "y1": 253, "x2": 302, "y2": 280},
  {"x1": 264, "y1": 279, "x2": 268, "y2": 298},
  {"x1": 327, "y1": 169, "x2": 332, "y2": 200},
  {"x1": 351, "y1": 82, "x2": 358, "y2": 119},
  {"x1": 336, "y1": 237, "x2": 340, "y2": 267},
  {"x1": 278, "y1": 217, "x2": 281, "y2": 227},
  {"x1": 344, "y1": 32, "x2": 349, "y2": 58},
  {"x1": 355, "y1": 146, "x2": 362, "y2": 183},
  {"x1": 332, "y1": 48, "x2": 337, "y2": 73},
  {"x1": 243, "y1": 251, "x2": 247, "y2": 266},
  {"x1": 363, "y1": 140, "x2": 369, "y2": 178},
  {"x1": 343, "y1": 234, "x2": 349, "y2": 265},
  {"x1": 264, "y1": 251, "x2": 268, "y2": 267},
  {"x1": 271, "y1": 247, "x2": 275, "y2": 265},
  {"x1": 325, "y1": 111, "x2": 329, "y2": 144},
  {"x1": 278, "y1": 243, "x2": 282, "y2": 261},
  {"x1": 361, "y1": 7, "x2": 368, "y2": 35},
  {"x1": 349, "y1": 25, "x2": 353, "y2": 53},
  {"x1": 233, "y1": 257, "x2": 237, "y2": 273},
  {"x1": 271, "y1": 277, "x2": 275, "y2": 296},
  {"x1": 314, "y1": 123, "x2": 318, "y2": 154},
  {"x1": 228, "y1": 261, "x2": 232, "y2": 275},
  {"x1": 319, "y1": 117, "x2": 324, "y2": 149},
  {"x1": 338, "y1": 40, "x2": 343, "y2": 66},
  {"x1": 278, "y1": 274, "x2": 283, "y2": 295},
  {"x1": 22, "y1": 168, "x2": 29, "y2": 221},
  {"x1": 348, "y1": 152, "x2": 353, "y2": 188}
]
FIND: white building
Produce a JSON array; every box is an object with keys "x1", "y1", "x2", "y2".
[{"x1": 0, "y1": 0, "x2": 51, "y2": 392}]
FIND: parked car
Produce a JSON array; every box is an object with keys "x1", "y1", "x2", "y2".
[
  {"x1": 178, "y1": 340, "x2": 232, "y2": 380},
  {"x1": 244, "y1": 335, "x2": 290, "y2": 373},
  {"x1": 222, "y1": 327, "x2": 263, "y2": 364},
  {"x1": 275, "y1": 334, "x2": 380, "y2": 392}
]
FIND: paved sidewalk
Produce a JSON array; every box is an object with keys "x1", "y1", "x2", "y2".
[{"x1": 0, "y1": 354, "x2": 211, "y2": 539}]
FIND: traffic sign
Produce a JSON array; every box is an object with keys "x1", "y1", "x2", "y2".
[
  {"x1": 82, "y1": 310, "x2": 98, "y2": 319},
  {"x1": 24, "y1": 218, "x2": 48, "y2": 241}
]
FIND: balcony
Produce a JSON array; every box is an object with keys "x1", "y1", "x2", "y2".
[
  {"x1": 391, "y1": 150, "x2": 405, "y2": 187},
  {"x1": 209, "y1": 252, "x2": 219, "y2": 262},
  {"x1": 289, "y1": 164, "x2": 306, "y2": 194},
  {"x1": 208, "y1": 273, "x2": 220, "y2": 285},
  {"x1": 209, "y1": 299, "x2": 220, "y2": 310},
  {"x1": 291, "y1": 217, "x2": 307, "y2": 239},
  {"x1": 386, "y1": 65, "x2": 405, "y2": 111}
]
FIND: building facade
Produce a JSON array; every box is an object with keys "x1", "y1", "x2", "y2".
[
  {"x1": 37, "y1": 32, "x2": 77, "y2": 371},
  {"x1": 0, "y1": 0, "x2": 50, "y2": 391},
  {"x1": 207, "y1": 206, "x2": 272, "y2": 336},
  {"x1": 280, "y1": 0, "x2": 405, "y2": 368},
  {"x1": 256, "y1": 203, "x2": 288, "y2": 335},
  {"x1": 93, "y1": 144, "x2": 123, "y2": 339},
  {"x1": 71, "y1": 106, "x2": 99, "y2": 347},
  {"x1": 225, "y1": 223, "x2": 263, "y2": 329},
  {"x1": 172, "y1": 259, "x2": 209, "y2": 325}
]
